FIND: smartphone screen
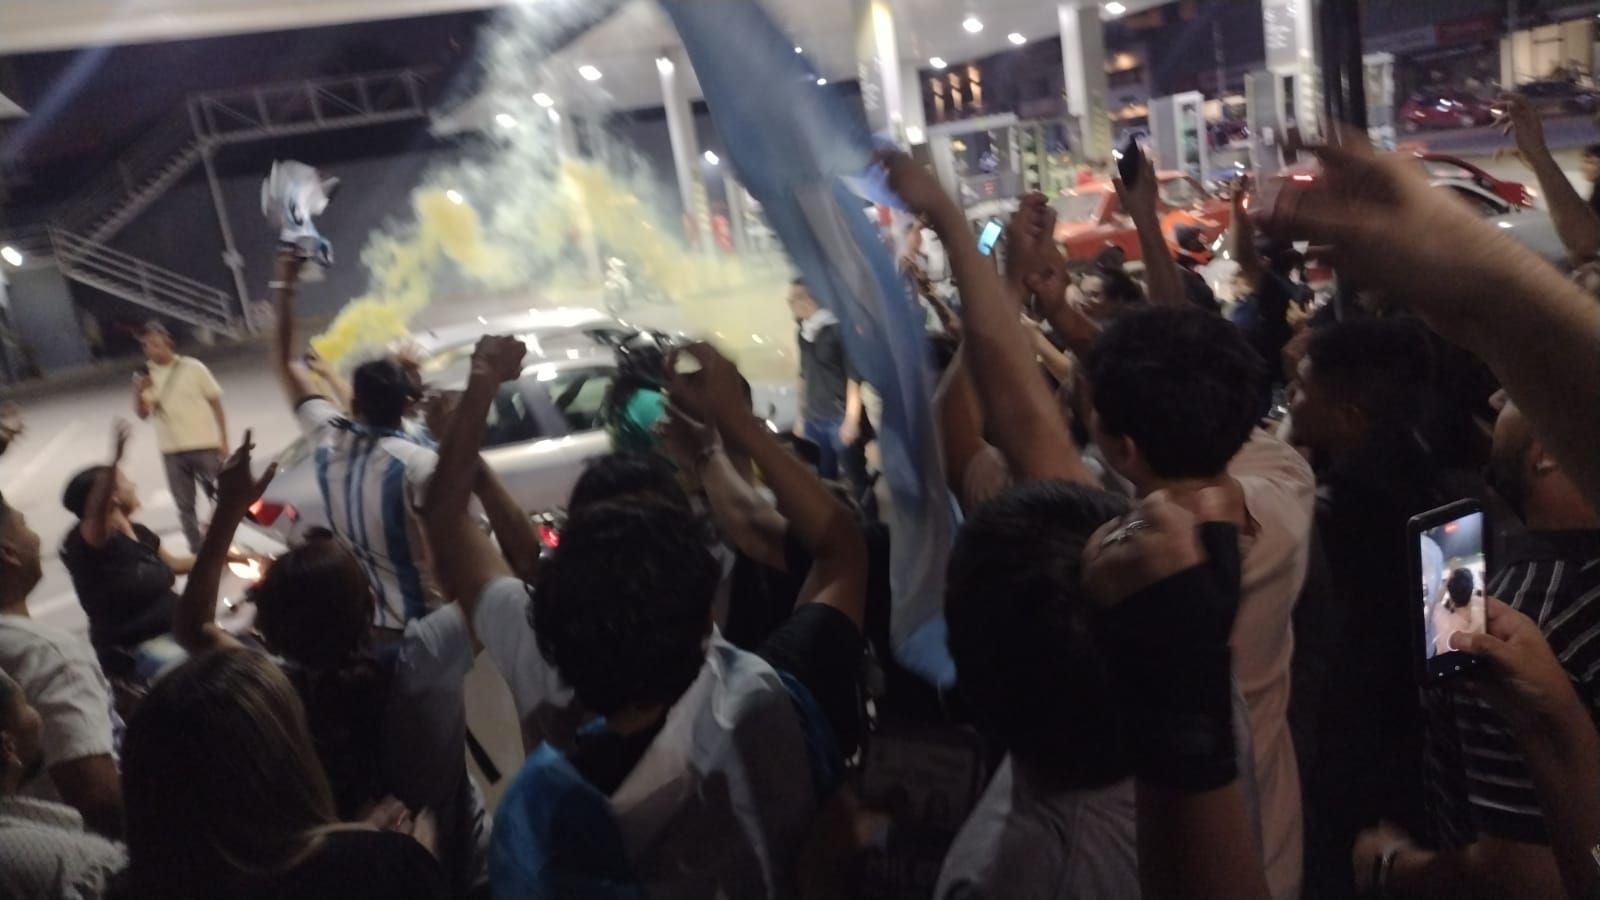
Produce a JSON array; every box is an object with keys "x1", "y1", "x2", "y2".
[
  {"x1": 977, "y1": 220, "x2": 1003, "y2": 256},
  {"x1": 1414, "y1": 503, "x2": 1487, "y2": 681}
]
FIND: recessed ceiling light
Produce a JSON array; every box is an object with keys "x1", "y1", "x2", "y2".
[
  {"x1": 962, "y1": 15, "x2": 983, "y2": 33},
  {"x1": 547, "y1": 109, "x2": 561, "y2": 124},
  {"x1": 794, "y1": 46, "x2": 803, "y2": 54},
  {"x1": 929, "y1": 57, "x2": 948, "y2": 69},
  {"x1": 1008, "y1": 32, "x2": 1027, "y2": 45},
  {"x1": 1104, "y1": 1, "x2": 1127, "y2": 15},
  {"x1": 703, "y1": 150, "x2": 720, "y2": 165},
  {"x1": 656, "y1": 56, "x2": 674, "y2": 75},
  {"x1": 445, "y1": 190, "x2": 464, "y2": 205},
  {"x1": 0, "y1": 246, "x2": 21, "y2": 267},
  {"x1": 816, "y1": 77, "x2": 828, "y2": 86},
  {"x1": 578, "y1": 65, "x2": 602, "y2": 82},
  {"x1": 494, "y1": 113, "x2": 517, "y2": 129},
  {"x1": 532, "y1": 92, "x2": 554, "y2": 108}
]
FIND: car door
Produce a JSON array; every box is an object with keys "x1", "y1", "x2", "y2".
[{"x1": 481, "y1": 365, "x2": 617, "y2": 515}]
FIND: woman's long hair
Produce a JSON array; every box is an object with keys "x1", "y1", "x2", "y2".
[{"x1": 120, "y1": 649, "x2": 341, "y2": 899}]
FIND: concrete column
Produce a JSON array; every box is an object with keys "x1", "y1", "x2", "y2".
[
  {"x1": 1059, "y1": 2, "x2": 1113, "y2": 165},
  {"x1": 658, "y1": 48, "x2": 709, "y2": 249},
  {"x1": 854, "y1": 0, "x2": 908, "y2": 142},
  {"x1": 1262, "y1": 0, "x2": 1320, "y2": 138},
  {"x1": 898, "y1": 62, "x2": 928, "y2": 146}
]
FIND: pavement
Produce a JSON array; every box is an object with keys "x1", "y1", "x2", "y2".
[{"x1": 1404, "y1": 112, "x2": 1597, "y2": 156}]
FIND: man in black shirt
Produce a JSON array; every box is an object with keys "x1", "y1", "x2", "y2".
[{"x1": 788, "y1": 280, "x2": 864, "y2": 485}]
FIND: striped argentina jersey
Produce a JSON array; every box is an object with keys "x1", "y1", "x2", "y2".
[
  {"x1": 1421, "y1": 529, "x2": 1600, "y2": 848},
  {"x1": 296, "y1": 397, "x2": 440, "y2": 630}
]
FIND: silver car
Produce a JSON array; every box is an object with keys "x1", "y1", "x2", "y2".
[{"x1": 250, "y1": 308, "x2": 797, "y2": 544}]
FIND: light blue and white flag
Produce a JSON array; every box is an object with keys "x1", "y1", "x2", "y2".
[{"x1": 659, "y1": 0, "x2": 956, "y2": 687}]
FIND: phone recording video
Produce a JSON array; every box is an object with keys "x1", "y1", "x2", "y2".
[
  {"x1": 977, "y1": 219, "x2": 1003, "y2": 256},
  {"x1": 1409, "y1": 500, "x2": 1487, "y2": 683}
]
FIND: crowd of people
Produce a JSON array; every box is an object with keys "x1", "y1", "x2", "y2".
[{"x1": 2, "y1": 95, "x2": 1600, "y2": 899}]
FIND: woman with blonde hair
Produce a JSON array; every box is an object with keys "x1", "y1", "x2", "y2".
[{"x1": 112, "y1": 649, "x2": 444, "y2": 899}]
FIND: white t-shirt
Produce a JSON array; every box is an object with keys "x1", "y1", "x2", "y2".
[
  {"x1": 141, "y1": 357, "x2": 222, "y2": 453},
  {"x1": 472, "y1": 577, "x2": 578, "y2": 750},
  {"x1": 1227, "y1": 428, "x2": 1316, "y2": 900},
  {"x1": 0, "y1": 616, "x2": 119, "y2": 807}
]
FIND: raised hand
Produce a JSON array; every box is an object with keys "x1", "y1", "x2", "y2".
[
  {"x1": 469, "y1": 335, "x2": 527, "y2": 384},
  {"x1": 1494, "y1": 93, "x2": 1547, "y2": 160},
  {"x1": 1450, "y1": 596, "x2": 1584, "y2": 739},
  {"x1": 667, "y1": 342, "x2": 747, "y2": 426},
  {"x1": 111, "y1": 419, "x2": 132, "y2": 463},
  {"x1": 1113, "y1": 148, "x2": 1160, "y2": 223},
  {"x1": 880, "y1": 151, "x2": 957, "y2": 221},
  {"x1": 214, "y1": 428, "x2": 278, "y2": 518}
]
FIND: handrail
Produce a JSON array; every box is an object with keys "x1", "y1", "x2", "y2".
[{"x1": 49, "y1": 227, "x2": 233, "y2": 326}]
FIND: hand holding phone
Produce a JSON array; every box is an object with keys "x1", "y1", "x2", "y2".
[
  {"x1": 1116, "y1": 135, "x2": 1143, "y2": 189},
  {"x1": 1409, "y1": 500, "x2": 1488, "y2": 684}
]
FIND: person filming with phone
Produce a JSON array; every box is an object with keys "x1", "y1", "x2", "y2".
[{"x1": 132, "y1": 320, "x2": 228, "y2": 554}]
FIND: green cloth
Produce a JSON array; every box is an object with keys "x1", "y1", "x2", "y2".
[{"x1": 608, "y1": 388, "x2": 667, "y2": 453}]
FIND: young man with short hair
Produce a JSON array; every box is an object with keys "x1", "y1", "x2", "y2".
[
  {"x1": 132, "y1": 320, "x2": 227, "y2": 553},
  {"x1": 788, "y1": 279, "x2": 864, "y2": 484}
]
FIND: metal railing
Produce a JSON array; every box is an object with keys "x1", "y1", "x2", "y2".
[
  {"x1": 55, "y1": 114, "x2": 201, "y2": 238},
  {"x1": 49, "y1": 228, "x2": 235, "y2": 336}
]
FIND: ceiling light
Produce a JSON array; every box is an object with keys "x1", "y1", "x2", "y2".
[
  {"x1": 816, "y1": 77, "x2": 829, "y2": 86},
  {"x1": 1104, "y1": 1, "x2": 1127, "y2": 15},
  {"x1": 578, "y1": 65, "x2": 603, "y2": 82},
  {"x1": 0, "y1": 246, "x2": 20, "y2": 267},
  {"x1": 703, "y1": 150, "x2": 720, "y2": 165},
  {"x1": 962, "y1": 15, "x2": 983, "y2": 33},
  {"x1": 794, "y1": 46, "x2": 803, "y2": 54},
  {"x1": 930, "y1": 56, "x2": 948, "y2": 69},
  {"x1": 656, "y1": 56, "x2": 674, "y2": 75},
  {"x1": 494, "y1": 113, "x2": 517, "y2": 129},
  {"x1": 905, "y1": 125, "x2": 926, "y2": 144},
  {"x1": 547, "y1": 108, "x2": 561, "y2": 124},
  {"x1": 1008, "y1": 32, "x2": 1027, "y2": 45},
  {"x1": 532, "y1": 92, "x2": 554, "y2": 108},
  {"x1": 445, "y1": 190, "x2": 464, "y2": 205}
]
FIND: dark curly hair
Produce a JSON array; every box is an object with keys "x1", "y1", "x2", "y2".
[
  {"x1": 1088, "y1": 305, "x2": 1269, "y2": 479},
  {"x1": 945, "y1": 481, "x2": 1131, "y2": 783},
  {"x1": 1445, "y1": 568, "x2": 1475, "y2": 611},
  {"x1": 532, "y1": 500, "x2": 718, "y2": 716}
]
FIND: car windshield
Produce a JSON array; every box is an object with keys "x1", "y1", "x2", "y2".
[
  {"x1": 1052, "y1": 190, "x2": 1106, "y2": 223},
  {"x1": 419, "y1": 327, "x2": 613, "y2": 376}
]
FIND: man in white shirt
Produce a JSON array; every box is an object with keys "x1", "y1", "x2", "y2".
[
  {"x1": 1087, "y1": 306, "x2": 1314, "y2": 900},
  {"x1": 0, "y1": 668, "x2": 126, "y2": 899},
  {"x1": 133, "y1": 321, "x2": 227, "y2": 553},
  {"x1": 0, "y1": 493, "x2": 122, "y2": 839}
]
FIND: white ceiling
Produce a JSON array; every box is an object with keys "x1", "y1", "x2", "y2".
[{"x1": 0, "y1": 0, "x2": 1174, "y2": 111}]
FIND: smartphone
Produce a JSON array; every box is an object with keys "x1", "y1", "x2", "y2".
[
  {"x1": 1116, "y1": 134, "x2": 1143, "y2": 188},
  {"x1": 977, "y1": 219, "x2": 1003, "y2": 256},
  {"x1": 1408, "y1": 499, "x2": 1488, "y2": 684}
]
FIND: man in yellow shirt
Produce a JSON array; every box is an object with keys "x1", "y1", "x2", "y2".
[{"x1": 132, "y1": 322, "x2": 227, "y2": 552}]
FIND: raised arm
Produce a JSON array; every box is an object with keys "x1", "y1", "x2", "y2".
[
  {"x1": 419, "y1": 335, "x2": 524, "y2": 614},
  {"x1": 269, "y1": 250, "x2": 318, "y2": 407},
  {"x1": 1500, "y1": 93, "x2": 1600, "y2": 264},
  {"x1": 1259, "y1": 125, "x2": 1600, "y2": 513},
  {"x1": 933, "y1": 345, "x2": 990, "y2": 502},
  {"x1": 78, "y1": 422, "x2": 130, "y2": 549},
  {"x1": 173, "y1": 432, "x2": 274, "y2": 653},
  {"x1": 659, "y1": 403, "x2": 790, "y2": 571},
  {"x1": 1228, "y1": 179, "x2": 1266, "y2": 293},
  {"x1": 672, "y1": 343, "x2": 866, "y2": 629},
  {"x1": 882, "y1": 154, "x2": 1092, "y2": 486},
  {"x1": 1117, "y1": 153, "x2": 1185, "y2": 308}
]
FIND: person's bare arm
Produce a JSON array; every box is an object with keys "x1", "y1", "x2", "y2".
[
  {"x1": 270, "y1": 251, "x2": 318, "y2": 407},
  {"x1": 1500, "y1": 93, "x2": 1600, "y2": 264},
  {"x1": 933, "y1": 346, "x2": 991, "y2": 501},
  {"x1": 208, "y1": 396, "x2": 229, "y2": 457},
  {"x1": 420, "y1": 336, "x2": 524, "y2": 619},
  {"x1": 49, "y1": 756, "x2": 123, "y2": 838},
  {"x1": 1229, "y1": 180, "x2": 1266, "y2": 293},
  {"x1": 1027, "y1": 321, "x2": 1074, "y2": 386},
  {"x1": 673, "y1": 343, "x2": 866, "y2": 629},
  {"x1": 660, "y1": 404, "x2": 791, "y2": 570},
  {"x1": 78, "y1": 422, "x2": 129, "y2": 549},
  {"x1": 883, "y1": 156, "x2": 1092, "y2": 485},
  {"x1": 1361, "y1": 833, "x2": 1563, "y2": 899},
  {"x1": 132, "y1": 375, "x2": 153, "y2": 420},
  {"x1": 158, "y1": 548, "x2": 195, "y2": 576},
  {"x1": 475, "y1": 461, "x2": 542, "y2": 585},
  {"x1": 1118, "y1": 153, "x2": 1185, "y2": 307},
  {"x1": 173, "y1": 432, "x2": 274, "y2": 654},
  {"x1": 304, "y1": 351, "x2": 353, "y2": 412},
  {"x1": 1259, "y1": 125, "x2": 1600, "y2": 513},
  {"x1": 1137, "y1": 782, "x2": 1269, "y2": 899},
  {"x1": 840, "y1": 380, "x2": 863, "y2": 447}
]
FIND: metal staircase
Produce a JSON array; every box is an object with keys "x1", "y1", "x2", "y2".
[
  {"x1": 56, "y1": 68, "x2": 431, "y2": 244},
  {"x1": 49, "y1": 228, "x2": 238, "y2": 336}
]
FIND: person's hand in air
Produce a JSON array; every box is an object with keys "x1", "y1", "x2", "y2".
[
  {"x1": 111, "y1": 418, "x2": 132, "y2": 465},
  {"x1": 666, "y1": 342, "x2": 748, "y2": 427},
  {"x1": 880, "y1": 151, "x2": 959, "y2": 222},
  {"x1": 1006, "y1": 193, "x2": 1068, "y2": 308},
  {"x1": 1451, "y1": 596, "x2": 1585, "y2": 739},
  {"x1": 469, "y1": 335, "x2": 527, "y2": 385},
  {"x1": 213, "y1": 429, "x2": 278, "y2": 522},
  {"x1": 1112, "y1": 148, "x2": 1161, "y2": 224},
  {"x1": 1494, "y1": 93, "x2": 1548, "y2": 163}
]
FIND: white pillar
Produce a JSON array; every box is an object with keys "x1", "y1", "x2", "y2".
[
  {"x1": 1059, "y1": 2, "x2": 1113, "y2": 165},
  {"x1": 855, "y1": 0, "x2": 909, "y2": 142},
  {"x1": 658, "y1": 48, "x2": 709, "y2": 248},
  {"x1": 1262, "y1": 0, "x2": 1319, "y2": 138},
  {"x1": 898, "y1": 62, "x2": 928, "y2": 146}
]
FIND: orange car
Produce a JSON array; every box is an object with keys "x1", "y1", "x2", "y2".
[{"x1": 1050, "y1": 171, "x2": 1232, "y2": 263}]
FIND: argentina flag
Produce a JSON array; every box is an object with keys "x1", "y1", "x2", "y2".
[{"x1": 658, "y1": 0, "x2": 956, "y2": 687}]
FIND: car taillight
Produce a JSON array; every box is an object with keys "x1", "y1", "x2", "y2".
[
  {"x1": 538, "y1": 523, "x2": 560, "y2": 549},
  {"x1": 248, "y1": 499, "x2": 298, "y2": 527}
]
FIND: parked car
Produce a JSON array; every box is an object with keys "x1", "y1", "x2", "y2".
[
  {"x1": 1514, "y1": 80, "x2": 1600, "y2": 117},
  {"x1": 249, "y1": 308, "x2": 798, "y2": 544},
  {"x1": 1050, "y1": 171, "x2": 1232, "y2": 263},
  {"x1": 1415, "y1": 153, "x2": 1534, "y2": 209},
  {"x1": 1398, "y1": 89, "x2": 1498, "y2": 132}
]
